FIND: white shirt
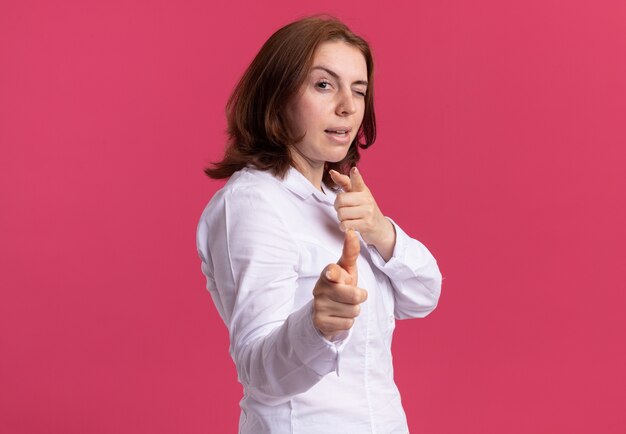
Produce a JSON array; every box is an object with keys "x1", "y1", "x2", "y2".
[{"x1": 196, "y1": 165, "x2": 442, "y2": 434}]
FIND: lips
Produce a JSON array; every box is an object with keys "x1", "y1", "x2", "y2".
[
  {"x1": 324, "y1": 127, "x2": 352, "y2": 144},
  {"x1": 324, "y1": 127, "x2": 352, "y2": 138},
  {"x1": 325, "y1": 127, "x2": 352, "y2": 134},
  {"x1": 325, "y1": 130, "x2": 349, "y2": 137}
]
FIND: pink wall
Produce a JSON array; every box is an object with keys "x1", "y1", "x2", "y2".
[{"x1": 1, "y1": 1, "x2": 625, "y2": 432}]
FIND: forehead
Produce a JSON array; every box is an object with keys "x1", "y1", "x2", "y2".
[{"x1": 310, "y1": 41, "x2": 367, "y2": 80}]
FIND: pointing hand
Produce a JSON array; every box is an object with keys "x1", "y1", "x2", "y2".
[
  {"x1": 312, "y1": 229, "x2": 367, "y2": 340},
  {"x1": 329, "y1": 166, "x2": 396, "y2": 261}
]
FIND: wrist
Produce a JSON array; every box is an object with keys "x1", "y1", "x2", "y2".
[
  {"x1": 366, "y1": 218, "x2": 396, "y2": 262},
  {"x1": 366, "y1": 217, "x2": 394, "y2": 246}
]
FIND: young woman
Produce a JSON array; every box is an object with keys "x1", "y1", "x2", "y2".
[{"x1": 196, "y1": 16, "x2": 442, "y2": 434}]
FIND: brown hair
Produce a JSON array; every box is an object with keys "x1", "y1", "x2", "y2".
[{"x1": 204, "y1": 15, "x2": 376, "y2": 190}]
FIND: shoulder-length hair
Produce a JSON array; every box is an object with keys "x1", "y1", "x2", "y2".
[{"x1": 204, "y1": 15, "x2": 376, "y2": 190}]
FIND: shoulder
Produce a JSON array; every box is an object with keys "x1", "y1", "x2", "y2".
[
  {"x1": 230, "y1": 166, "x2": 285, "y2": 197},
  {"x1": 225, "y1": 166, "x2": 288, "y2": 210},
  {"x1": 197, "y1": 167, "x2": 300, "y2": 255},
  {"x1": 199, "y1": 167, "x2": 287, "y2": 222}
]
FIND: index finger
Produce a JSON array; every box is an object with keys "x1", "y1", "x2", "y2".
[
  {"x1": 349, "y1": 166, "x2": 367, "y2": 192},
  {"x1": 329, "y1": 169, "x2": 352, "y2": 192}
]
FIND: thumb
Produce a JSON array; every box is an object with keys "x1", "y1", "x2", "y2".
[{"x1": 337, "y1": 228, "x2": 360, "y2": 282}]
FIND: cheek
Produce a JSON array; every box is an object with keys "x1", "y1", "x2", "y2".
[
  {"x1": 290, "y1": 103, "x2": 318, "y2": 133},
  {"x1": 356, "y1": 108, "x2": 366, "y2": 127},
  {"x1": 286, "y1": 108, "x2": 309, "y2": 135},
  {"x1": 299, "y1": 90, "x2": 328, "y2": 118},
  {"x1": 299, "y1": 100, "x2": 323, "y2": 122},
  {"x1": 359, "y1": 101, "x2": 365, "y2": 124}
]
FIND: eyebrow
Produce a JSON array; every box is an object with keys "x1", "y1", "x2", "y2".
[{"x1": 311, "y1": 65, "x2": 368, "y2": 87}]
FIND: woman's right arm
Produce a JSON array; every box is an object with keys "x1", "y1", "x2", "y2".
[{"x1": 197, "y1": 186, "x2": 355, "y2": 406}]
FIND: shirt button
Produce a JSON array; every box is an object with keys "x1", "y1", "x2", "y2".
[{"x1": 388, "y1": 315, "x2": 394, "y2": 324}]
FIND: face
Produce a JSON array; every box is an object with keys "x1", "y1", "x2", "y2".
[{"x1": 285, "y1": 40, "x2": 368, "y2": 175}]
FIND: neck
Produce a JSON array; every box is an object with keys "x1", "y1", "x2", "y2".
[{"x1": 290, "y1": 153, "x2": 325, "y2": 193}]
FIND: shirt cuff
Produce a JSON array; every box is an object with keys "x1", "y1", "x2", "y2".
[
  {"x1": 366, "y1": 217, "x2": 434, "y2": 281},
  {"x1": 287, "y1": 299, "x2": 352, "y2": 378}
]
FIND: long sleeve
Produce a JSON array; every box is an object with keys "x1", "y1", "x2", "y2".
[
  {"x1": 197, "y1": 186, "x2": 347, "y2": 406},
  {"x1": 366, "y1": 217, "x2": 443, "y2": 319},
  {"x1": 198, "y1": 167, "x2": 435, "y2": 432}
]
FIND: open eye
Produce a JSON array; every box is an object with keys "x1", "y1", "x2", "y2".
[{"x1": 316, "y1": 80, "x2": 332, "y2": 90}]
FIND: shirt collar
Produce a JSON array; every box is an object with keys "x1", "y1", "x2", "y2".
[{"x1": 281, "y1": 165, "x2": 339, "y2": 206}]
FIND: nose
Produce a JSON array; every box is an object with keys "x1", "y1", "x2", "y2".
[{"x1": 335, "y1": 88, "x2": 357, "y2": 116}]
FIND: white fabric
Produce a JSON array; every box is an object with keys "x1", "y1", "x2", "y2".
[{"x1": 196, "y1": 165, "x2": 442, "y2": 434}]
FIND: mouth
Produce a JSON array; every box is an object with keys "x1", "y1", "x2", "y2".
[
  {"x1": 324, "y1": 127, "x2": 352, "y2": 138},
  {"x1": 324, "y1": 127, "x2": 352, "y2": 144}
]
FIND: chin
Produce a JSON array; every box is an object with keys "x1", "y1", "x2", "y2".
[
  {"x1": 325, "y1": 151, "x2": 350, "y2": 163},
  {"x1": 329, "y1": 145, "x2": 353, "y2": 163}
]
